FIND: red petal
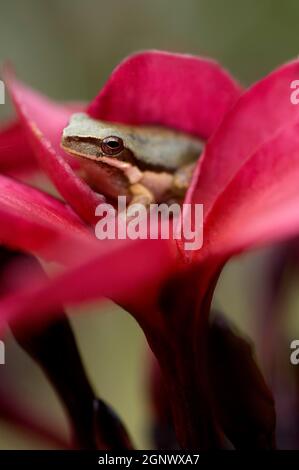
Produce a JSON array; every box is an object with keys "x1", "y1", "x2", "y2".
[
  {"x1": 5, "y1": 72, "x2": 104, "y2": 224},
  {"x1": 201, "y1": 122, "x2": 299, "y2": 260},
  {"x1": 0, "y1": 237, "x2": 175, "y2": 329},
  {"x1": 0, "y1": 120, "x2": 37, "y2": 174},
  {"x1": 0, "y1": 103, "x2": 86, "y2": 177},
  {"x1": 188, "y1": 59, "x2": 299, "y2": 217},
  {"x1": 87, "y1": 50, "x2": 242, "y2": 139},
  {"x1": 0, "y1": 174, "x2": 91, "y2": 263}
]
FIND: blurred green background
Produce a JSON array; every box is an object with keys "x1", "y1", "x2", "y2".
[{"x1": 1, "y1": 0, "x2": 299, "y2": 449}]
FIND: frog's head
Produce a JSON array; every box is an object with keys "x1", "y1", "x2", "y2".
[
  {"x1": 61, "y1": 112, "x2": 203, "y2": 172},
  {"x1": 61, "y1": 113, "x2": 131, "y2": 162}
]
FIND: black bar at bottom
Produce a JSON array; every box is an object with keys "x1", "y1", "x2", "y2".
[{"x1": 0, "y1": 450, "x2": 297, "y2": 467}]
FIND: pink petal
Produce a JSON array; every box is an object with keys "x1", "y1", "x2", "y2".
[
  {"x1": 188, "y1": 59, "x2": 299, "y2": 217},
  {"x1": 0, "y1": 120, "x2": 37, "y2": 174},
  {"x1": 0, "y1": 103, "x2": 85, "y2": 176},
  {"x1": 200, "y1": 122, "x2": 299, "y2": 261},
  {"x1": 88, "y1": 50, "x2": 242, "y2": 139},
  {"x1": 0, "y1": 237, "x2": 175, "y2": 330},
  {"x1": 5, "y1": 72, "x2": 104, "y2": 224},
  {"x1": 0, "y1": 174, "x2": 91, "y2": 263}
]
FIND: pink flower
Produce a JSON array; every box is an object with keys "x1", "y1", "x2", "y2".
[{"x1": 1, "y1": 50, "x2": 299, "y2": 449}]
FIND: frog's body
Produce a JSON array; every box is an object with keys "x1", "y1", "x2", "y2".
[{"x1": 61, "y1": 112, "x2": 203, "y2": 205}]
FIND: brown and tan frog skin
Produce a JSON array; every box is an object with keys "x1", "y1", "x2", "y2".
[{"x1": 61, "y1": 112, "x2": 203, "y2": 206}]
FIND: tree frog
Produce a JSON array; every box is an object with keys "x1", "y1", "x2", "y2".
[{"x1": 61, "y1": 113, "x2": 203, "y2": 206}]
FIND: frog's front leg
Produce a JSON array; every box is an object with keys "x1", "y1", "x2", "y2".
[
  {"x1": 172, "y1": 162, "x2": 197, "y2": 197},
  {"x1": 129, "y1": 183, "x2": 155, "y2": 207}
]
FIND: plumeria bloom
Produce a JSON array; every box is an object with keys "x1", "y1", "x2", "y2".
[{"x1": 1, "y1": 51, "x2": 299, "y2": 449}]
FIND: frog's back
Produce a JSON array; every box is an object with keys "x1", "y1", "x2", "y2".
[{"x1": 124, "y1": 124, "x2": 203, "y2": 170}]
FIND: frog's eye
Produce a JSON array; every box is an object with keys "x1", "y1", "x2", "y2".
[{"x1": 101, "y1": 136, "x2": 124, "y2": 155}]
